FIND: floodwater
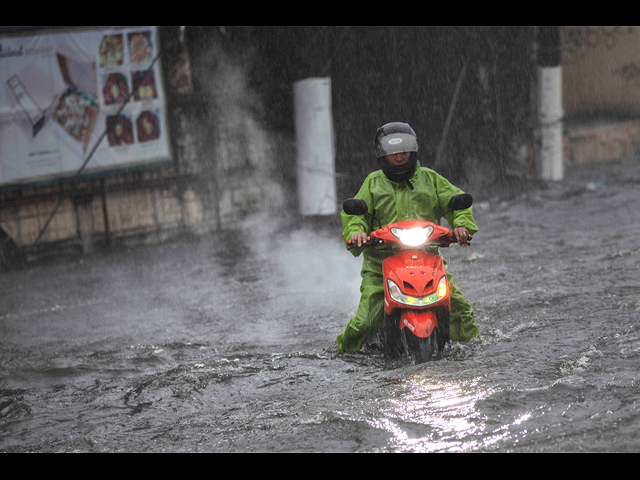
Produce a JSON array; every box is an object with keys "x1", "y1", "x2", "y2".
[{"x1": 1, "y1": 158, "x2": 640, "y2": 452}]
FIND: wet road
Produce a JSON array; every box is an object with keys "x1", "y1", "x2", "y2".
[{"x1": 1, "y1": 158, "x2": 640, "y2": 452}]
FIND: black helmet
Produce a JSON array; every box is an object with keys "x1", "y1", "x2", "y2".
[{"x1": 373, "y1": 122, "x2": 419, "y2": 184}]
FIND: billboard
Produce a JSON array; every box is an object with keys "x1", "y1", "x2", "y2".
[{"x1": 0, "y1": 26, "x2": 171, "y2": 187}]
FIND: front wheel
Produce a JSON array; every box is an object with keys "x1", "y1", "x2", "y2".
[
  {"x1": 406, "y1": 329, "x2": 438, "y2": 364},
  {"x1": 435, "y1": 308, "x2": 450, "y2": 352},
  {"x1": 383, "y1": 311, "x2": 404, "y2": 360}
]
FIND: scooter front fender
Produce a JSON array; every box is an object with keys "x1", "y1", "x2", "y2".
[{"x1": 398, "y1": 309, "x2": 438, "y2": 339}]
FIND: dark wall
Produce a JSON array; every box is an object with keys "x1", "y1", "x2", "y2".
[{"x1": 183, "y1": 27, "x2": 536, "y2": 196}]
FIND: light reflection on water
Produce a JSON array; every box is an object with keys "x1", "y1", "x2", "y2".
[{"x1": 368, "y1": 373, "x2": 507, "y2": 452}]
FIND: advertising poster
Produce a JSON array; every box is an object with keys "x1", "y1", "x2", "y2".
[{"x1": 0, "y1": 26, "x2": 171, "y2": 187}]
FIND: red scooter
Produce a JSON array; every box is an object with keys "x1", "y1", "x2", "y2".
[{"x1": 343, "y1": 193, "x2": 473, "y2": 364}]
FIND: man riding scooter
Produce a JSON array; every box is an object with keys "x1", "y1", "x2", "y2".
[{"x1": 334, "y1": 122, "x2": 480, "y2": 354}]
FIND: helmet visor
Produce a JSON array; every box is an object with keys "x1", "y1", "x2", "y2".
[{"x1": 374, "y1": 133, "x2": 418, "y2": 158}]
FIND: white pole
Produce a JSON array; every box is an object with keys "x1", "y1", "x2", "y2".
[
  {"x1": 293, "y1": 77, "x2": 337, "y2": 216},
  {"x1": 539, "y1": 65, "x2": 564, "y2": 181},
  {"x1": 538, "y1": 26, "x2": 564, "y2": 181}
]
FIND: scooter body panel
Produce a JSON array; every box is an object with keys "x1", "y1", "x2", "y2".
[
  {"x1": 398, "y1": 308, "x2": 438, "y2": 339},
  {"x1": 383, "y1": 250, "x2": 450, "y2": 338}
]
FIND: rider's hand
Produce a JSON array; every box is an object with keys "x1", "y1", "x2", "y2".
[
  {"x1": 349, "y1": 232, "x2": 368, "y2": 247},
  {"x1": 453, "y1": 227, "x2": 471, "y2": 246}
]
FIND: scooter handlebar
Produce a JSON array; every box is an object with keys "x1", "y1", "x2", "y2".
[
  {"x1": 346, "y1": 236, "x2": 383, "y2": 250},
  {"x1": 441, "y1": 232, "x2": 473, "y2": 246},
  {"x1": 347, "y1": 232, "x2": 472, "y2": 250}
]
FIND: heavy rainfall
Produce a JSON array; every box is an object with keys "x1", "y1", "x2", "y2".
[{"x1": 1, "y1": 26, "x2": 640, "y2": 452}]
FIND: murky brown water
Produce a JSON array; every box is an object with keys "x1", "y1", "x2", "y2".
[{"x1": 2, "y1": 158, "x2": 640, "y2": 452}]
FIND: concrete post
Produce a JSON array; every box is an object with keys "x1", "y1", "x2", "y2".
[
  {"x1": 293, "y1": 77, "x2": 337, "y2": 216},
  {"x1": 538, "y1": 26, "x2": 564, "y2": 181}
]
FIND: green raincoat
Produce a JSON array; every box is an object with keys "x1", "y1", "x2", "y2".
[{"x1": 336, "y1": 161, "x2": 480, "y2": 353}]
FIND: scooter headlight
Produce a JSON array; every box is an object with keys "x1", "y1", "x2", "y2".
[
  {"x1": 437, "y1": 275, "x2": 448, "y2": 299},
  {"x1": 390, "y1": 226, "x2": 434, "y2": 246},
  {"x1": 387, "y1": 279, "x2": 439, "y2": 307}
]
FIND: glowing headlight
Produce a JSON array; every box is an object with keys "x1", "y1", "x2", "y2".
[
  {"x1": 390, "y1": 226, "x2": 434, "y2": 246},
  {"x1": 437, "y1": 275, "x2": 448, "y2": 299},
  {"x1": 387, "y1": 279, "x2": 438, "y2": 307}
]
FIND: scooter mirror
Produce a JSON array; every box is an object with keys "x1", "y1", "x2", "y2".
[
  {"x1": 449, "y1": 193, "x2": 473, "y2": 211},
  {"x1": 343, "y1": 198, "x2": 369, "y2": 216}
]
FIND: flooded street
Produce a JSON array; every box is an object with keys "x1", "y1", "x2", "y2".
[{"x1": 2, "y1": 158, "x2": 640, "y2": 452}]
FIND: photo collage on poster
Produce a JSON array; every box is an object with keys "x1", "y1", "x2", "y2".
[
  {"x1": 99, "y1": 30, "x2": 162, "y2": 148},
  {"x1": 0, "y1": 27, "x2": 170, "y2": 186}
]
